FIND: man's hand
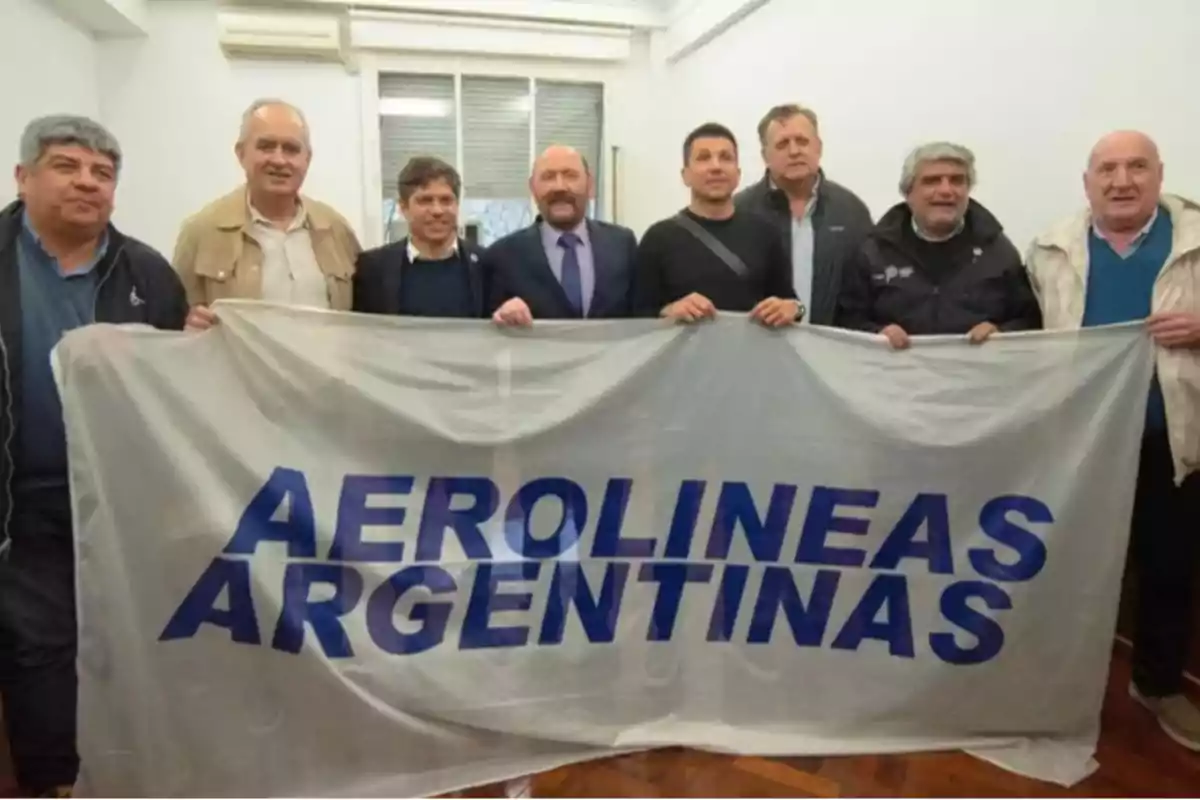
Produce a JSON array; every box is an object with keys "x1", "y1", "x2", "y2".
[
  {"x1": 967, "y1": 321, "x2": 999, "y2": 345},
  {"x1": 185, "y1": 305, "x2": 217, "y2": 332},
  {"x1": 661, "y1": 293, "x2": 716, "y2": 323},
  {"x1": 750, "y1": 297, "x2": 802, "y2": 328},
  {"x1": 880, "y1": 324, "x2": 910, "y2": 350},
  {"x1": 1148, "y1": 312, "x2": 1200, "y2": 348},
  {"x1": 492, "y1": 298, "x2": 533, "y2": 327}
]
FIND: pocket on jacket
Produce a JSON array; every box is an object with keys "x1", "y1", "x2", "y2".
[{"x1": 194, "y1": 253, "x2": 238, "y2": 304}]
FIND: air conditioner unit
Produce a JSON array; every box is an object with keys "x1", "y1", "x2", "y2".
[{"x1": 217, "y1": 9, "x2": 346, "y2": 63}]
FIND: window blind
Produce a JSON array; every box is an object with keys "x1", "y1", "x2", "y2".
[
  {"x1": 461, "y1": 76, "x2": 531, "y2": 199},
  {"x1": 534, "y1": 80, "x2": 604, "y2": 181},
  {"x1": 378, "y1": 73, "x2": 457, "y2": 201}
]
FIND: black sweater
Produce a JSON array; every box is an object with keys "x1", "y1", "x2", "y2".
[{"x1": 632, "y1": 209, "x2": 795, "y2": 316}]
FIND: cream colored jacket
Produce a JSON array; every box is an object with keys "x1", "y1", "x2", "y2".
[
  {"x1": 1025, "y1": 193, "x2": 1200, "y2": 483},
  {"x1": 172, "y1": 188, "x2": 361, "y2": 311}
]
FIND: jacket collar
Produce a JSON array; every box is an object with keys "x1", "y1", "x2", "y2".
[
  {"x1": 0, "y1": 200, "x2": 126, "y2": 263},
  {"x1": 212, "y1": 186, "x2": 338, "y2": 232},
  {"x1": 756, "y1": 168, "x2": 826, "y2": 209},
  {"x1": 1034, "y1": 193, "x2": 1200, "y2": 258},
  {"x1": 873, "y1": 198, "x2": 1003, "y2": 245}
]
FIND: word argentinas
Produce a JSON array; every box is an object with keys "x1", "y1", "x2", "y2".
[{"x1": 161, "y1": 468, "x2": 1052, "y2": 665}]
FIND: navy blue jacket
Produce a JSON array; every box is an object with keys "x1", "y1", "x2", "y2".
[
  {"x1": 353, "y1": 237, "x2": 489, "y2": 317},
  {"x1": 485, "y1": 219, "x2": 638, "y2": 319},
  {"x1": 0, "y1": 200, "x2": 187, "y2": 536}
]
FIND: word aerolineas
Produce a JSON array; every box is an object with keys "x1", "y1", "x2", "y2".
[{"x1": 161, "y1": 468, "x2": 1053, "y2": 666}]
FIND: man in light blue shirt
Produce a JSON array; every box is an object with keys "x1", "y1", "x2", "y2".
[
  {"x1": 788, "y1": 172, "x2": 820, "y2": 314},
  {"x1": 735, "y1": 104, "x2": 873, "y2": 325}
]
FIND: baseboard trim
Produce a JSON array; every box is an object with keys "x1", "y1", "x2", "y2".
[{"x1": 1113, "y1": 634, "x2": 1200, "y2": 690}]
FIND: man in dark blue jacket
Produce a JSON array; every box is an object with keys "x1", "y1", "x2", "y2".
[
  {"x1": 0, "y1": 115, "x2": 187, "y2": 797},
  {"x1": 487, "y1": 145, "x2": 637, "y2": 325},
  {"x1": 354, "y1": 156, "x2": 488, "y2": 318},
  {"x1": 836, "y1": 141, "x2": 1041, "y2": 348}
]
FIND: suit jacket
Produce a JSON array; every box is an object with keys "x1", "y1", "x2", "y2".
[
  {"x1": 352, "y1": 237, "x2": 489, "y2": 317},
  {"x1": 734, "y1": 169, "x2": 874, "y2": 325},
  {"x1": 485, "y1": 219, "x2": 638, "y2": 319}
]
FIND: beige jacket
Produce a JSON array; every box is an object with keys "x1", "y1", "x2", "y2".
[
  {"x1": 1025, "y1": 193, "x2": 1200, "y2": 483},
  {"x1": 172, "y1": 188, "x2": 361, "y2": 311}
]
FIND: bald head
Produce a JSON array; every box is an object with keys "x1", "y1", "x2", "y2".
[
  {"x1": 531, "y1": 144, "x2": 592, "y2": 230},
  {"x1": 238, "y1": 99, "x2": 310, "y2": 148},
  {"x1": 533, "y1": 145, "x2": 589, "y2": 177},
  {"x1": 1084, "y1": 130, "x2": 1163, "y2": 235},
  {"x1": 1087, "y1": 130, "x2": 1160, "y2": 171}
]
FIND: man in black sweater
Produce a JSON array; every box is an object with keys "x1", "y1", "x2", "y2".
[
  {"x1": 354, "y1": 156, "x2": 488, "y2": 318},
  {"x1": 633, "y1": 123, "x2": 801, "y2": 326}
]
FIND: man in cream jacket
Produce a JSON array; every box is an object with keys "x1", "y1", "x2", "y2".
[
  {"x1": 173, "y1": 99, "x2": 360, "y2": 329},
  {"x1": 1026, "y1": 130, "x2": 1200, "y2": 751}
]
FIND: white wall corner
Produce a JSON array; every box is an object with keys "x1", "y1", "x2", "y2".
[
  {"x1": 348, "y1": 10, "x2": 634, "y2": 62},
  {"x1": 659, "y1": 0, "x2": 771, "y2": 63},
  {"x1": 42, "y1": 0, "x2": 149, "y2": 37}
]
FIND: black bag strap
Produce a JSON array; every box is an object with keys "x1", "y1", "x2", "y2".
[{"x1": 673, "y1": 213, "x2": 749, "y2": 279}]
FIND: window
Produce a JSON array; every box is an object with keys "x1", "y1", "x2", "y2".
[{"x1": 378, "y1": 73, "x2": 604, "y2": 246}]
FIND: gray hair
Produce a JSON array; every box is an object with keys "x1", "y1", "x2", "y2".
[
  {"x1": 238, "y1": 98, "x2": 310, "y2": 147},
  {"x1": 899, "y1": 141, "x2": 976, "y2": 195},
  {"x1": 19, "y1": 115, "x2": 122, "y2": 174}
]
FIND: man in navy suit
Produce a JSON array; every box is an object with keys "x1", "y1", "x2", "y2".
[
  {"x1": 488, "y1": 145, "x2": 637, "y2": 325},
  {"x1": 354, "y1": 156, "x2": 488, "y2": 318}
]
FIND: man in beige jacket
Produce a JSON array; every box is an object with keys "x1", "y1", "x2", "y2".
[
  {"x1": 1026, "y1": 130, "x2": 1200, "y2": 751},
  {"x1": 173, "y1": 99, "x2": 360, "y2": 329}
]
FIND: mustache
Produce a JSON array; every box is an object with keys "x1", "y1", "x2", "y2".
[{"x1": 546, "y1": 192, "x2": 577, "y2": 205}]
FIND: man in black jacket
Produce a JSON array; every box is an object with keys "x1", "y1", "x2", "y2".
[
  {"x1": 835, "y1": 141, "x2": 1041, "y2": 348},
  {"x1": 734, "y1": 104, "x2": 873, "y2": 325},
  {"x1": 0, "y1": 115, "x2": 187, "y2": 796},
  {"x1": 354, "y1": 156, "x2": 488, "y2": 318}
]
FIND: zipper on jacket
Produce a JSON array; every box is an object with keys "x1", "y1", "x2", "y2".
[{"x1": 92, "y1": 243, "x2": 127, "y2": 322}]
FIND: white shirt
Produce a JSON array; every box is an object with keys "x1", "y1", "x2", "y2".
[
  {"x1": 406, "y1": 238, "x2": 459, "y2": 262},
  {"x1": 248, "y1": 201, "x2": 330, "y2": 309}
]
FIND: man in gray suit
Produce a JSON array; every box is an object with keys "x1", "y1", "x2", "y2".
[
  {"x1": 488, "y1": 145, "x2": 637, "y2": 325},
  {"x1": 735, "y1": 104, "x2": 873, "y2": 325}
]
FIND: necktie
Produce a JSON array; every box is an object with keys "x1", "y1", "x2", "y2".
[{"x1": 557, "y1": 232, "x2": 584, "y2": 316}]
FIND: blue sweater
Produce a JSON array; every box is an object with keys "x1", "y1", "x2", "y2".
[
  {"x1": 16, "y1": 214, "x2": 106, "y2": 485},
  {"x1": 1082, "y1": 211, "x2": 1172, "y2": 430}
]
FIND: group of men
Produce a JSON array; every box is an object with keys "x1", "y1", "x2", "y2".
[{"x1": 0, "y1": 96, "x2": 1196, "y2": 796}]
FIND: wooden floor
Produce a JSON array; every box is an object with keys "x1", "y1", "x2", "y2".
[
  {"x1": 460, "y1": 645, "x2": 1200, "y2": 798},
  {"x1": 0, "y1": 645, "x2": 1195, "y2": 797}
]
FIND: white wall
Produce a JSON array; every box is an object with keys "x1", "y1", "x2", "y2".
[
  {"x1": 97, "y1": 0, "x2": 363, "y2": 256},
  {"x1": 634, "y1": 0, "x2": 1200, "y2": 248},
  {"x1": 0, "y1": 0, "x2": 100, "y2": 207}
]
